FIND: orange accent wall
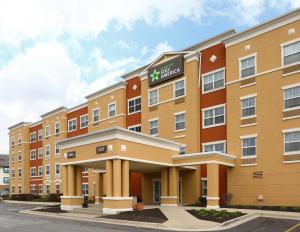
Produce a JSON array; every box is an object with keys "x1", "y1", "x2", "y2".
[
  {"x1": 67, "y1": 106, "x2": 88, "y2": 138},
  {"x1": 126, "y1": 76, "x2": 141, "y2": 127},
  {"x1": 130, "y1": 172, "x2": 142, "y2": 200}
]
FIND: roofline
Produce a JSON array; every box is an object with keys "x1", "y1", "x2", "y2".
[
  {"x1": 224, "y1": 7, "x2": 300, "y2": 47},
  {"x1": 67, "y1": 102, "x2": 88, "y2": 114},
  {"x1": 85, "y1": 81, "x2": 127, "y2": 101},
  {"x1": 8, "y1": 122, "x2": 30, "y2": 130},
  {"x1": 29, "y1": 120, "x2": 43, "y2": 128},
  {"x1": 40, "y1": 106, "x2": 67, "y2": 119}
]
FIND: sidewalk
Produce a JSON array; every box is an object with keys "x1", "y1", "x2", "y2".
[{"x1": 4, "y1": 200, "x2": 58, "y2": 206}]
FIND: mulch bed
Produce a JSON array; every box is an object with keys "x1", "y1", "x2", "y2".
[
  {"x1": 187, "y1": 209, "x2": 245, "y2": 223},
  {"x1": 102, "y1": 208, "x2": 168, "y2": 223},
  {"x1": 33, "y1": 205, "x2": 68, "y2": 213},
  {"x1": 225, "y1": 205, "x2": 300, "y2": 212}
]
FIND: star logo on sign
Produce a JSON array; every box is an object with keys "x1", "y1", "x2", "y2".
[{"x1": 151, "y1": 69, "x2": 160, "y2": 82}]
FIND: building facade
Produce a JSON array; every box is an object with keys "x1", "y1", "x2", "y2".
[
  {"x1": 0, "y1": 155, "x2": 9, "y2": 195},
  {"x1": 8, "y1": 9, "x2": 300, "y2": 214}
]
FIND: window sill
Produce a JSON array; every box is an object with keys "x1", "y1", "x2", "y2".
[
  {"x1": 241, "y1": 115, "x2": 256, "y2": 120},
  {"x1": 241, "y1": 155, "x2": 257, "y2": 159},
  {"x1": 283, "y1": 115, "x2": 300, "y2": 121},
  {"x1": 240, "y1": 123, "x2": 257, "y2": 128},
  {"x1": 284, "y1": 152, "x2": 300, "y2": 156},
  {"x1": 174, "y1": 129, "x2": 186, "y2": 133},
  {"x1": 283, "y1": 106, "x2": 300, "y2": 112},
  {"x1": 241, "y1": 163, "x2": 258, "y2": 167},
  {"x1": 202, "y1": 86, "x2": 225, "y2": 95},
  {"x1": 202, "y1": 123, "x2": 226, "y2": 129},
  {"x1": 128, "y1": 111, "x2": 141, "y2": 116}
]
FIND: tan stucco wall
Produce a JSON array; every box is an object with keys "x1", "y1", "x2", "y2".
[{"x1": 180, "y1": 167, "x2": 201, "y2": 205}]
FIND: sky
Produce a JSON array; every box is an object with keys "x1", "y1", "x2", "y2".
[{"x1": 0, "y1": 0, "x2": 300, "y2": 153}]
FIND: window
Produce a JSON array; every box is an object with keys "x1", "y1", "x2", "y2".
[
  {"x1": 80, "y1": 114, "x2": 88, "y2": 129},
  {"x1": 179, "y1": 146, "x2": 186, "y2": 155},
  {"x1": 45, "y1": 145, "x2": 50, "y2": 160},
  {"x1": 18, "y1": 185, "x2": 22, "y2": 194},
  {"x1": 45, "y1": 126, "x2": 50, "y2": 138},
  {"x1": 283, "y1": 40, "x2": 300, "y2": 66},
  {"x1": 38, "y1": 148, "x2": 43, "y2": 159},
  {"x1": 46, "y1": 184, "x2": 50, "y2": 194},
  {"x1": 38, "y1": 185, "x2": 43, "y2": 194},
  {"x1": 30, "y1": 167, "x2": 36, "y2": 177},
  {"x1": 284, "y1": 131, "x2": 300, "y2": 153},
  {"x1": 284, "y1": 86, "x2": 300, "y2": 110},
  {"x1": 55, "y1": 163, "x2": 60, "y2": 176},
  {"x1": 82, "y1": 167, "x2": 88, "y2": 173},
  {"x1": 18, "y1": 168, "x2": 22, "y2": 177},
  {"x1": 30, "y1": 132, "x2": 36, "y2": 143},
  {"x1": 242, "y1": 137, "x2": 256, "y2": 157},
  {"x1": 18, "y1": 151, "x2": 22, "y2": 162},
  {"x1": 30, "y1": 185, "x2": 36, "y2": 195},
  {"x1": 11, "y1": 137, "x2": 15, "y2": 147},
  {"x1": 203, "y1": 105, "x2": 225, "y2": 128},
  {"x1": 55, "y1": 184, "x2": 60, "y2": 194},
  {"x1": 55, "y1": 122, "x2": 60, "y2": 134},
  {"x1": 174, "y1": 80, "x2": 185, "y2": 98},
  {"x1": 108, "y1": 102, "x2": 116, "y2": 118},
  {"x1": 38, "y1": 129, "x2": 43, "y2": 141},
  {"x1": 30, "y1": 150, "x2": 36, "y2": 160},
  {"x1": 11, "y1": 186, "x2": 15, "y2": 194},
  {"x1": 93, "y1": 108, "x2": 100, "y2": 122},
  {"x1": 3, "y1": 177, "x2": 9, "y2": 184},
  {"x1": 45, "y1": 165, "x2": 50, "y2": 177},
  {"x1": 3, "y1": 167, "x2": 9, "y2": 173},
  {"x1": 55, "y1": 143, "x2": 60, "y2": 157},
  {"x1": 18, "y1": 134, "x2": 22, "y2": 144},
  {"x1": 241, "y1": 96, "x2": 256, "y2": 118},
  {"x1": 82, "y1": 183, "x2": 89, "y2": 196},
  {"x1": 68, "y1": 118, "x2": 77, "y2": 132},
  {"x1": 128, "y1": 125, "x2": 142, "y2": 132},
  {"x1": 149, "y1": 119, "x2": 158, "y2": 136},
  {"x1": 11, "y1": 169, "x2": 15, "y2": 178},
  {"x1": 149, "y1": 89, "x2": 158, "y2": 106},
  {"x1": 240, "y1": 55, "x2": 256, "y2": 78},
  {"x1": 128, "y1": 97, "x2": 141, "y2": 114},
  {"x1": 201, "y1": 178, "x2": 207, "y2": 197},
  {"x1": 11, "y1": 154, "x2": 15, "y2": 163},
  {"x1": 204, "y1": 142, "x2": 226, "y2": 153},
  {"x1": 38, "y1": 166, "x2": 43, "y2": 176},
  {"x1": 203, "y1": 69, "x2": 225, "y2": 93},
  {"x1": 175, "y1": 112, "x2": 186, "y2": 131}
]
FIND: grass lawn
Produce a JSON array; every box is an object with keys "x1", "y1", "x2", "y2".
[{"x1": 187, "y1": 209, "x2": 245, "y2": 223}]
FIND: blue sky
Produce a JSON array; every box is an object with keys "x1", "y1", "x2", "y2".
[{"x1": 0, "y1": 0, "x2": 299, "y2": 153}]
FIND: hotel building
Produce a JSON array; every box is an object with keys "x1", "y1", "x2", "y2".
[{"x1": 8, "y1": 9, "x2": 300, "y2": 214}]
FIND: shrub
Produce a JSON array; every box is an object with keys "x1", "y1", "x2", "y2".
[
  {"x1": 198, "y1": 197, "x2": 207, "y2": 207},
  {"x1": 43, "y1": 193, "x2": 62, "y2": 202},
  {"x1": 10, "y1": 194, "x2": 34, "y2": 201}
]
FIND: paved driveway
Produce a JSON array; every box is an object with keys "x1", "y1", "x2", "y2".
[{"x1": 0, "y1": 203, "x2": 299, "y2": 232}]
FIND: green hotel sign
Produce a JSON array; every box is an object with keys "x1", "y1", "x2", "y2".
[{"x1": 148, "y1": 56, "x2": 184, "y2": 86}]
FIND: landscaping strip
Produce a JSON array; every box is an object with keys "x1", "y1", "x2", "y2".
[
  {"x1": 33, "y1": 205, "x2": 68, "y2": 213},
  {"x1": 187, "y1": 209, "x2": 245, "y2": 223}
]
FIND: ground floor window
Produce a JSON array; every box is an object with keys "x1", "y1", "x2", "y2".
[
  {"x1": 46, "y1": 184, "x2": 50, "y2": 194},
  {"x1": 55, "y1": 184, "x2": 60, "y2": 194},
  {"x1": 11, "y1": 186, "x2": 15, "y2": 194},
  {"x1": 128, "y1": 125, "x2": 142, "y2": 132},
  {"x1": 30, "y1": 185, "x2": 36, "y2": 195},
  {"x1": 203, "y1": 141, "x2": 226, "y2": 153},
  {"x1": 82, "y1": 183, "x2": 88, "y2": 196},
  {"x1": 18, "y1": 185, "x2": 22, "y2": 194},
  {"x1": 39, "y1": 185, "x2": 43, "y2": 194},
  {"x1": 201, "y1": 178, "x2": 207, "y2": 197}
]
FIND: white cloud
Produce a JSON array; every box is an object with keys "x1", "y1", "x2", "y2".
[{"x1": 147, "y1": 41, "x2": 173, "y2": 62}]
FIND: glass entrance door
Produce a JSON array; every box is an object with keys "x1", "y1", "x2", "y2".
[{"x1": 153, "y1": 179, "x2": 161, "y2": 203}]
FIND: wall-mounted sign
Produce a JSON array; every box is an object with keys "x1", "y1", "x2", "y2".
[
  {"x1": 96, "y1": 145, "x2": 107, "y2": 154},
  {"x1": 67, "y1": 151, "x2": 76, "y2": 158},
  {"x1": 148, "y1": 56, "x2": 184, "y2": 86}
]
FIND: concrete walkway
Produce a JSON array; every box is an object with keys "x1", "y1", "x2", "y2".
[{"x1": 4, "y1": 200, "x2": 58, "y2": 205}]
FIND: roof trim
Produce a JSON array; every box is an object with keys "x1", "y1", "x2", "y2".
[
  {"x1": 40, "y1": 106, "x2": 67, "y2": 119},
  {"x1": 8, "y1": 122, "x2": 30, "y2": 130},
  {"x1": 224, "y1": 8, "x2": 300, "y2": 47},
  {"x1": 29, "y1": 120, "x2": 43, "y2": 128},
  {"x1": 67, "y1": 102, "x2": 88, "y2": 113}
]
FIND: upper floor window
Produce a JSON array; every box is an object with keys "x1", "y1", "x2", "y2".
[
  {"x1": 55, "y1": 163, "x2": 60, "y2": 176},
  {"x1": 203, "y1": 105, "x2": 225, "y2": 128},
  {"x1": 30, "y1": 167, "x2": 36, "y2": 177},
  {"x1": 38, "y1": 167, "x2": 43, "y2": 176},
  {"x1": 284, "y1": 86, "x2": 300, "y2": 110},
  {"x1": 149, "y1": 89, "x2": 158, "y2": 106},
  {"x1": 175, "y1": 112, "x2": 186, "y2": 131},
  {"x1": 18, "y1": 134, "x2": 22, "y2": 144},
  {"x1": 38, "y1": 148, "x2": 43, "y2": 159},
  {"x1": 108, "y1": 102, "x2": 116, "y2": 118},
  {"x1": 45, "y1": 145, "x2": 50, "y2": 160},
  {"x1": 174, "y1": 79, "x2": 185, "y2": 98},
  {"x1": 3, "y1": 167, "x2": 9, "y2": 173},
  {"x1": 93, "y1": 108, "x2": 100, "y2": 122},
  {"x1": 30, "y1": 132, "x2": 36, "y2": 143},
  {"x1": 55, "y1": 143, "x2": 60, "y2": 157},
  {"x1": 80, "y1": 114, "x2": 88, "y2": 129},
  {"x1": 30, "y1": 150, "x2": 36, "y2": 160},
  {"x1": 18, "y1": 151, "x2": 22, "y2": 162},
  {"x1": 68, "y1": 118, "x2": 77, "y2": 132},
  {"x1": 45, "y1": 126, "x2": 50, "y2": 138},
  {"x1": 283, "y1": 40, "x2": 300, "y2": 66},
  {"x1": 11, "y1": 137, "x2": 15, "y2": 147},
  {"x1": 45, "y1": 165, "x2": 50, "y2": 177},
  {"x1": 38, "y1": 129, "x2": 43, "y2": 141},
  {"x1": 284, "y1": 130, "x2": 300, "y2": 154},
  {"x1": 11, "y1": 169, "x2": 15, "y2": 178},
  {"x1": 203, "y1": 141, "x2": 226, "y2": 153},
  {"x1": 240, "y1": 55, "x2": 256, "y2": 78},
  {"x1": 202, "y1": 69, "x2": 225, "y2": 93},
  {"x1": 241, "y1": 96, "x2": 256, "y2": 118},
  {"x1": 179, "y1": 146, "x2": 186, "y2": 155},
  {"x1": 82, "y1": 167, "x2": 88, "y2": 173},
  {"x1": 128, "y1": 97, "x2": 141, "y2": 114},
  {"x1": 18, "y1": 168, "x2": 22, "y2": 177},
  {"x1": 55, "y1": 122, "x2": 60, "y2": 134},
  {"x1": 242, "y1": 136, "x2": 256, "y2": 157},
  {"x1": 149, "y1": 119, "x2": 158, "y2": 136},
  {"x1": 128, "y1": 125, "x2": 142, "y2": 132},
  {"x1": 3, "y1": 177, "x2": 9, "y2": 184}
]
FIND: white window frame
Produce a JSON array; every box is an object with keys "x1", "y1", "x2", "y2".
[
  {"x1": 174, "y1": 111, "x2": 186, "y2": 132},
  {"x1": 240, "y1": 94, "x2": 257, "y2": 119},
  {"x1": 179, "y1": 145, "x2": 186, "y2": 155},
  {"x1": 108, "y1": 102, "x2": 116, "y2": 118},
  {"x1": 202, "y1": 140, "x2": 227, "y2": 153},
  {"x1": 92, "y1": 108, "x2": 100, "y2": 122},
  {"x1": 55, "y1": 163, "x2": 60, "y2": 178},
  {"x1": 17, "y1": 134, "x2": 22, "y2": 144},
  {"x1": 45, "y1": 145, "x2": 50, "y2": 160},
  {"x1": 82, "y1": 183, "x2": 89, "y2": 196},
  {"x1": 45, "y1": 125, "x2": 50, "y2": 138},
  {"x1": 201, "y1": 178, "x2": 207, "y2": 197},
  {"x1": 68, "y1": 118, "x2": 77, "y2": 132},
  {"x1": 127, "y1": 96, "x2": 141, "y2": 115},
  {"x1": 281, "y1": 38, "x2": 300, "y2": 67},
  {"x1": 202, "y1": 104, "x2": 226, "y2": 129},
  {"x1": 55, "y1": 143, "x2": 60, "y2": 158},
  {"x1": 30, "y1": 149, "x2": 36, "y2": 160},
  {"x1": 55, "y1": 122, "x2": 60, "y2": 135},
  {"x1": 18, "y1": 185, "x2": 22, "y2": 194},
  {"x1": 149, "y1": 118, "x2": 159, "y2": 136},
  {"x1": 202, "y1": 68, "x2": 225, "y2": 94},
  {"x1": 38, "y1": 129, "x2": 43, "y2": 141},
  {"x1": 80, "y1": 114, "x2": 88, "y2": 129},
  {"x1": 11, "y1": 169, "x2": 15, "y2": 178},
  {"x1": 38, "y1": 148, "x2": 43, "y2": 159},
  {"x1": 30, "y1": 167, "x2": 36, "y2": 177},
  {"x1": 38, "y1": 184, "x2": 43, "y2": 194},
  {"x1": 128, "y1": 124, "x2": 142, "y2": 132},
  {"x1": 148, "y1": 88, "x2": 159, "y2": 106},
  {"x1": 282, "y1": 83, "x2": 300, "y2": 112},
  {"x1": 18, "y1": 151, "x2": 22, "y2": 162},
  {"x1": 18, "y1": 168, "x2": 22, "y2": 177},
  {"x1": 38, "y1": 166, "x2": 43, "y2": 177},
  {"x1": 283, "y1": 128, "x2": 300, "y2": 155},
  {"x1": 11, "y1": 185, "x2": 15, "y2": 194},
  {"x1": 45, "y1": 184, "x2": 50, "y2": 194},
  {"x1": 45, "y1": 164, "x2": 50, "y2": 177},
  {"x1": 30, "y1": 132, "x2": 36, "y2": 143},
  {"x1": 11, "y1": 137, "x2": 15, "y2": 147},
  {"x1": 173, "y1": 78, "x2": 186, "y2": 99},
  {"x1": 240, "y1": 134, "x2": 257, "y2": 159},
  {"x1": 239, "y1": 53, "x2": 257, "y2": 79}
]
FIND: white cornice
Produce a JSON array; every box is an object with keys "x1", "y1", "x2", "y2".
[{"x1": 85, "y1": 82, "x2": 127, "y2": 101}]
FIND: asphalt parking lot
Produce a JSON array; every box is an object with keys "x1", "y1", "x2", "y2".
[{"x1": 0, "y1": 203, "x2": 299, "y2": 232}]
